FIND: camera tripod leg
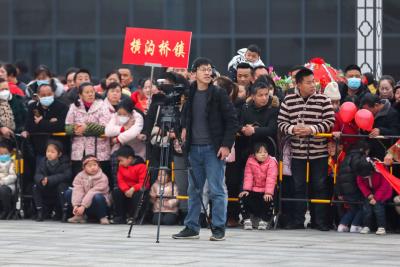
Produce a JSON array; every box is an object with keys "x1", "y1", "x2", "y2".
[{"x1": 127, "y1": 167, "x2": 152, "y2": 238}]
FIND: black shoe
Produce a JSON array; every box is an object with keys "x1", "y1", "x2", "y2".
[
  {"x1": 111, "y1": 216, "x2": 126, "y2": 224},
  {"x1": 172, "y1": 227, "x2": 200, "y2": 239},
  {"x1": 61, "y1": 211, "x2": 68, "y2": 223},
  {"x1": 284, "y1": 223, "x2": 305, "y2": 230},
  {"x1": 316, "y1": 225, "x2": 330, "y2": 231},
  {"x1": 0, "y1": 211, "x2": 9, "y2": 220},
  {"x1": 210, "y1": 227, "x2": 225, "y2": 241},
  {"x1": 36, "y1": 209, "x2": 44, "y2": 222}
]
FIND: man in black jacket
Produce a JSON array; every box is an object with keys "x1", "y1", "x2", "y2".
[
  {"x1": 339, "y1": 64, "x2": 369, "y2": 106},
  {"x1": 25, "y1": 82, "x2": 69, "y2": 162},
  {"x1": 360, "y1": 93, "x2": 400, "y2": 160},
  {"x1": 173, "y1": 58, "x2": 238, "y2": 241}
]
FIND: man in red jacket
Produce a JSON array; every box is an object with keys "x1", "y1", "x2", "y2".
[{"x1": 112, "y1": 145, "x2": 148, "y2": 224}]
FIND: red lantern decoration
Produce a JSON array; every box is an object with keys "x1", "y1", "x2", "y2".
[
  {"x1": 304, "y1": 58, "x2": 340, "y2": 91},
  {"x1": 339, "y1": 102, "x2": 358, "y2": 123},
  {"x1": 355, "y1": 109, "x2": 374, "y2": 131}
]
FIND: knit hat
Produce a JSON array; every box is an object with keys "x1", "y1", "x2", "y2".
[{"x1": 324, "y1": 82, "x2": 341, "y2": 101}]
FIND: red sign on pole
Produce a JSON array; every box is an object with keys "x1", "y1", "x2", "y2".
[{"x1": 122, "y1": 27, "x2": 192, "y2": 68}]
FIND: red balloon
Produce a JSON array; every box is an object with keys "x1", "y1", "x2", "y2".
[
  {"x1": 355, "y1": 109, "x2": 374, "y2": 131},
  {"x1": 339, "y1": 102, "x2": 357, "y2": 123}
]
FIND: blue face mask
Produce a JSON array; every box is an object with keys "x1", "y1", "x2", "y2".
[
  {"x1": 0, "y1": 154, "x2": 11, "y2": 163},
  {"x1": 39, "y1": 95, "x2": 54, "y2": 106},
  {"x1": 347, "y1": 77, "x2": 361, "y2": 90}
]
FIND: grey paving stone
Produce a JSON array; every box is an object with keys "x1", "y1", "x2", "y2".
[{"x1": 0, "y1": 221, "x2": 400, "y2": 266}]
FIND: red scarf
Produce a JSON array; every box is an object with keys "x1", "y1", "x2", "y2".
[{"x1": 82, "y1": 100, "x2": 93, "y2": 109}]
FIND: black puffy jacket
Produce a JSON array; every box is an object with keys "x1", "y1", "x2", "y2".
[
  {"x1": 336, "y1": 149, "x2": 366, "y2": 197},
  {"x1": 34, "y1": 156, "x2": 72, "y2": 187}
]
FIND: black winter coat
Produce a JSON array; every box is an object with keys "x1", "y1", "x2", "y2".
[
  {"x1": 34, "y1": 156, "x2": 72, "y2": 187},
  {"x1": 237, "y1": 96, "x2": 279, "y2": 162},
  {"x1": 336, "y1": 150, "x2": 365, "y2": 197},
  {"x1": 365, "y1": 100, "x2": 400, "y2": 159},
  {"x1": 183, "y1": 82, "x2": 239, "y2": 153},
  {"x1": 339, "y1": 82, "x2": 369, "y2": 106},
  {"x1": 25, "y1": 99, "x2": 69, "y2": 156}
]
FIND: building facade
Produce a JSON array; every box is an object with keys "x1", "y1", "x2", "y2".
[{"x1": 0, "y1": 0, "x2": 399, "y2": 80}]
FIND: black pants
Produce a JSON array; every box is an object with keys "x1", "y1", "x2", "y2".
[
  {"x1": 240, "y1": 191, "x2": 274, "y2": 221},
  {"x1": 152, "y1": 212, "x2": 178, "y2": 225},
  {"x1": 112, "y1": 188, "x2": 142, "y2": 219},
  {"x1": 291, "y1": 157, "x2": 330, "y2": 227},
  {"x1": 280, "y1": 175, "x2": 295, "y2": 226},
  {"x1": 32, "y1": 183, "x2": 69, "y2": 215},
  {"x1": 363, "y1": 200, "x2": 386, "y2": 228},
  {"x1": 0, "y1": 185, "x2": 13, "y2": 213},
  {"x1": 225, "y1": 161, "x2": 242, "y2": 221}
]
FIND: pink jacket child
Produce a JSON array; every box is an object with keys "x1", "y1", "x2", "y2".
[
  {"x1": 71, "y1": 167, "x2": 111, "y2": 209},
  {"x1": 243, "y1": 155, "x2": 278, "y2": 195},
  {"x1": 357, "y1": 172, "x2": 392, "y2": 202},
  {"x1": 65, "y1": 99, "x2": 111, "y2": 161},
  {"x1": 105, "y1": 109, "x2": 145, "y2": 160},
  {"x1": 150, "y1": 173, "x2": 179, "y2": 214}
]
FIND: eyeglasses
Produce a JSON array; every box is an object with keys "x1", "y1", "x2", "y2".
[
  {"x1": 198, "y1": 67, "x2": 213, "y2": 73},
  {"x1": 0, "y1": 88, "x2": 9, "y2": 91}
]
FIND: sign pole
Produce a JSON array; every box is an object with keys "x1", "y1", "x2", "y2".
[
  {"x1": 150, "y1": 66, "x2": 155, "y2": 82},
  {"x1": 144, "y1": 63, "x2": 161, "y2": 82}
]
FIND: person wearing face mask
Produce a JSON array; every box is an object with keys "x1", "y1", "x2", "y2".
[
  {"x1": 105, "y1": 99, "x2": 145, "y2": 191},
  {"x1": 32, "y1": 140, "x2": 72, "y2": 222},
  {"x1": 0, "y1": 140, "x2": 17, "y2": 220},
  {"x1": 25, "y1": 82, "x2": 69, "y2": 163},
  {"x1": 0, "y1": 78, "x2": 27, "y2": 140},
  {"x1": 26, "y1": 65, "x2": 65, "y2": 102},
  {"x1": 339, "y1": 64, "x2": 368, "y2": 106}
]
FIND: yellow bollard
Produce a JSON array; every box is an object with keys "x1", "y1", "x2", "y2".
[
  {"x1": 306, "y1": 161, "x2": 310, "y2": 184},
  {"x1": 279, "y1": 161, "x2": 283, "y2": 182}
]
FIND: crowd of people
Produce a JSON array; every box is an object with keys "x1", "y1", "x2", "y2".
[{"x1": 1, "y1": 44, "x2": 400, "y2": 242}]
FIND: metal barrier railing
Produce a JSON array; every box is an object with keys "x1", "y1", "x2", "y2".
[{"x1": 14, "y1": 131, "x2": 400, "y2": 221}]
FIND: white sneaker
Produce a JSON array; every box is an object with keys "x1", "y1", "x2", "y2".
[
  {"x1": 376, "y1": 227, "x2": 386, "y2": 235},
  {"x1": 360, "y1": 227, "x2": 370, "y2": 234},
  {"x1": 258, "y1": 220, "x2": 268, "y2": 230},
  {"x1": 337, "y1": 224, "x2": 350, "y2": 233},
  {"x1": 350, "y1": 225, "x2": 363, "y2": 233},
  {"x1": 243, "y1": 219, "x2": 253, "y2": 230}
]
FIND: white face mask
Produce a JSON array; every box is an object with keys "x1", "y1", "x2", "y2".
[
  {"x1": 0, "y1": 90, "x2": 11, "y2": 101},
  {"x1": 118, "y1": 115, "x2": 130, "y2": 125}
]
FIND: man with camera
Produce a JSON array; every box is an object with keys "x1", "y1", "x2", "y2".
[{"x1": 172, "y1": 58, "x2": 238, "y2": 241}]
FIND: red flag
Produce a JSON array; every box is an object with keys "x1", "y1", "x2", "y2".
[{"x1": 375, "y1": 162, "x2": 400, "y2": 195}]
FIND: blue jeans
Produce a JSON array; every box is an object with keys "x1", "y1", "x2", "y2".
[
  {"x1": 339, "y1": 195, "x2": 363, "y2": 226},
  {"x1": 64, "y1": 189, "x2": 108, "y2": 219},
  {"x1": 184, "y1": 145, "x2": 227, "y2": 232},
  {"x1": 363, "y1": 200, "x2": 386, "y2": 228}
]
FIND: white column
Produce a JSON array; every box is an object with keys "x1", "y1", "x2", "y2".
[{"x1": 356, "y1": 0, "x2": 382, "y2": 80}]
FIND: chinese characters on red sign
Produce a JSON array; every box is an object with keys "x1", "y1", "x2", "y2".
[{"x1": 122, "y1": 27, "x2": 192, "y2": 68}]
